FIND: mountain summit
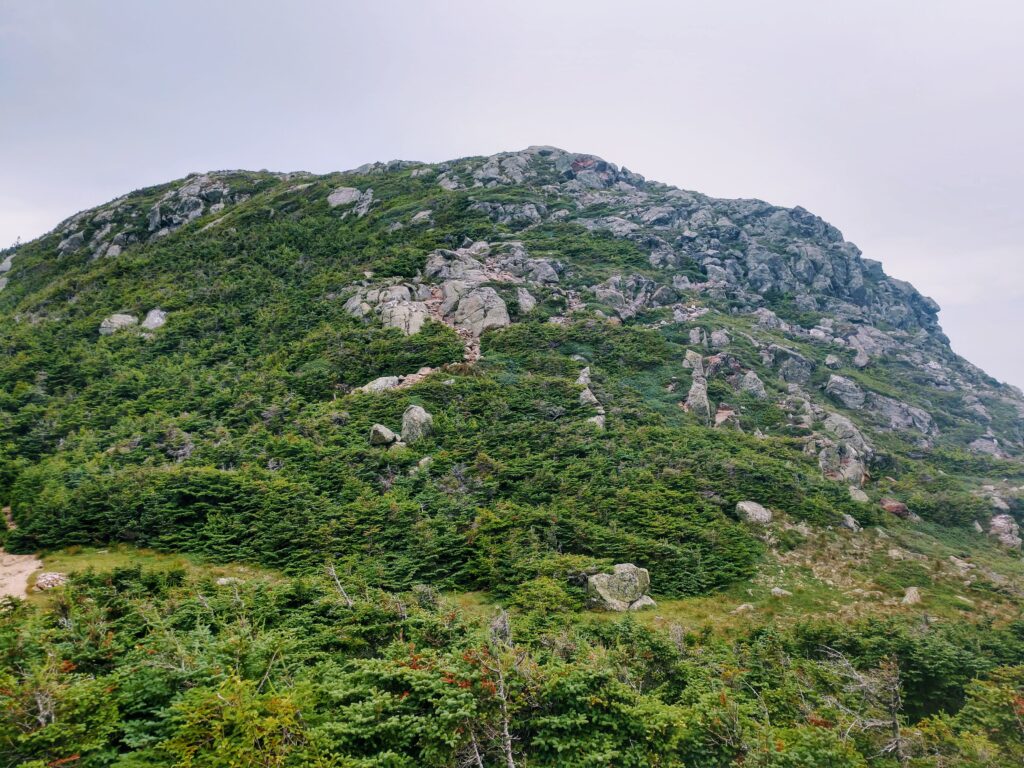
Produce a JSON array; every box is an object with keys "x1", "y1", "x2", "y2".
[{"x1": 2, "y1": 147, "x2": 1023, "y2": 765}]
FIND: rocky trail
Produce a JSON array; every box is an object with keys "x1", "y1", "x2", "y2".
[{"x1": 1, "y1": 507, "x2": 41, "y2": 599}]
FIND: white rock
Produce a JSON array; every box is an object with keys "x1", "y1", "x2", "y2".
[
  {"x1": 902, "y1": 586, "x2": 922, "y2": 605},
  {"x1": 140, "y1": 308, "x2": 167, "y2": 330},
  {"x1": 770, "y1": 587, "x2": 792, "y2": 597},
  {"x1": 736, "y1": 500, "x2": 772, "y2": 524},
  {"x1": 99, "y1": 313, "x2": 138, "y2": 335},
  {"x1": 34, "y1": 572, "x2": 68, "y2": 591},
  {"x1": 628, "y1": 595, "x2": 657, "y2": 611},
  {"x1": 359, "y1": 376, "x2": 402, "y2": 393},
  {"x1": 327, "y1": 187, "x2": 362, "y2": 208}
]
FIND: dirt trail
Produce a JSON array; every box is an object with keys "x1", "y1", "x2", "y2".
[
  {"x1": 1, "y1": 507, "x2": 41, "y2": 600},
  {"x1": 0, "y1": 550, "x2": 41, "y2": 599}
]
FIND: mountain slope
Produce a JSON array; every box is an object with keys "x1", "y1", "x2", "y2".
[{"x1": 1, "y1": 147, "x2": 1023, "y2": 766}]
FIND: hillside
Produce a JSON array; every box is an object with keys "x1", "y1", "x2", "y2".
[{"x1": 1, "y1": 147, "x2": 1022, "y2": 767}]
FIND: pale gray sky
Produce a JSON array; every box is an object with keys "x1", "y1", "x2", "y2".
[{"x1": 2, "y1": 1, "x2": 1022, "y2": 387}]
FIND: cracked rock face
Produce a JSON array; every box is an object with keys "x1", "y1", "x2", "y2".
[
  {"x1": 825, "y1": 375, "x2": 866, "y2": 409},
  {"x1": 147, "y1": 174, "x2": 241, "y2": 238},
  {"x1": 451, "y1": 287, "x2": 510, "y2": 337},
  {"x1": 344, "y1": 282, "x2": 431, "y2": 336},
  {"x1": 328, "y1": 186, "x2": 374, "y2": 217},
  {"x1": 865, "y1": 393, "x2": 935, "y2": 435}
]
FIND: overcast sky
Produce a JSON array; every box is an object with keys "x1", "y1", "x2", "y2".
[{"x1": 2, "y1": 1, "x2": 1022, "y2": 387}]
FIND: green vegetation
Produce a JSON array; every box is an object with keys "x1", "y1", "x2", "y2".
[
  {"x1": 2, "y1": 564, "x2": 1022, "y2": 767},
  {"x1": 1, "y1": 158, "x2": 1022, "y2": 766}
]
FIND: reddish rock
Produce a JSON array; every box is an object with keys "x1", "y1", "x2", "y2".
[{"x1": 881, "y1": 497, "x2": 911, "y2": 518}]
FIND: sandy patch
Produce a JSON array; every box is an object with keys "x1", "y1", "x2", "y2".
[{"x1": 0, "y1": 549, "x2": 42, "y2": 600}]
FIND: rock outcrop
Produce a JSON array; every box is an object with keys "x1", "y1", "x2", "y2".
[
  {"x1": 825, "y1": 375, "x2": 866, "y2": 409},
  {"x1": 988, "y1": 514, "x2": 1022, "y2": 550},
  {"x1": 451, "y1": 287, "x2": 510, "y2": 337},
  {"x1": 328, "y1": 186, "x2": 374, "y2": 216},
  {"x1": 740, "y1": 370, "x2": 768, "y2": 399}
]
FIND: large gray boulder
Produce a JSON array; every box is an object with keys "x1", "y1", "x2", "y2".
[
  {"x1": 587, "y1": 564, "x2": 655, "y2": 611},
  {"x1": 57, "y1": 231, "x2": 85, "y2": 254},
  {"x1": 840, "y1": 513, "x2": 862, "y2": 532},
  {"x1": 736, "y1": 500, "x2": 773, "y2": 524},
  {"x1": 380, "y1": 301, "x2": 430, "y2": 335},
  {"x1": 825, "y1": 375, "x2": 866, "y2": 409},
  {"x1": 424, "y1": 246, "x2": 489, "y2": 283},
  {"x1": 369, "y1": 423, "x2": 399, "y2": 445},
  {"x1": 327, "y1": 187, "x2": 361, "y2": 208},
  {"x1": 968, "y1": 429, "x2": 1006, "y2": 457},
  {"x1": 452, "y1": 287, "x2": 510, "y2": 337},
  {"x1": 866, "y1": 393, "x2": 935, "y2": 435},
  {"x1": 516, "y1": 286, "x2": 537, "y2": 313},
  {"x1": 99, "y1": 313, "x2": 138, "y2": 335},
  {"x1": 344, "y1": 282, "x2": 432, "y2": 336},
  {"x1": 686, "y1": 376, "x2": 711, "y2": 425},
  {"x1": 710, "y1": 329, "x2": 731, "y2": 349},
  {"x1": 739, "y1": 370, "x2": 768, "y2": 399},
  {"x1": 401, "y1": 405, "x2": 434, "y2": 443},
  {"x1": 767, "y1": 345, "x2": 814, "y2": 385}
]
